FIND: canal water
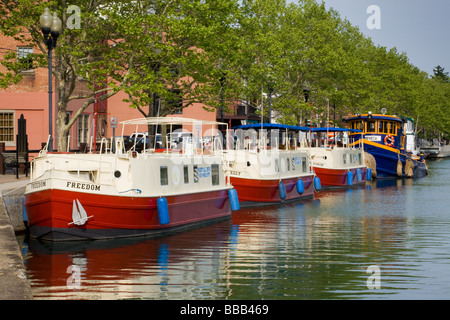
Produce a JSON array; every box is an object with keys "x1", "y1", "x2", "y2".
[{"x1": 19, "y1": 159, "x2": 450, "y2": 300}]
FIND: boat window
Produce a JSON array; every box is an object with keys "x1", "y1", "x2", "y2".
[
  {"x1": 302, "y1": 157, "x2": 307, "y2": 172},
  {"x1": 287, "y1": 158, "x2": 290, "y2": 171},
  {"x1": 343, "y1": 154, "x2": 347, "y2": 164},
  {"x1": 184, "y1": 165, "x2": 189, "y2": 184},
  {"x1": 378, "y1": 121, "x2": 387, "y2": 134},
  {"x1": 211, "y1": 164, "x2": 220, "y2": 186},
  {"x1": 366, "y1": 121, "x2": 376, "y2": 133},
  {"x1": 350, "y1": 121, "x2": 364, "y2": 132},
  {"x1": 193, "y1": 165, "x2": 199, "y2": 183},
  {"x1": 275, "y1": 159, "x2": 279, "y2": 172},
  {"x1": 160, "y1": 166, "x2": 168, "y2": 186},
  {"x1": 389, "y1": 122, "x2": 396, "y2": 134}
]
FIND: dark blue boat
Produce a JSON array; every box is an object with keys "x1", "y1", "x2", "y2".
[{"x1": 345, "y1": 113, "x2": 428, "y2": 179}]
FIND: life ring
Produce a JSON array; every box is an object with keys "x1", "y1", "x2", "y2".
[{"x1": 384, "y1": 134, "x2": 394, "y2": 147}]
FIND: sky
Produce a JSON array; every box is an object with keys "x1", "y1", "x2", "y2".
[{"x1": 306, "y1": 0, "x2": 450, "y2": 76}]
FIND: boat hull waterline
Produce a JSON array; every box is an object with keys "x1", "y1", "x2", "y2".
[
  {"x1": 25, "y1": 185, "x2": 232, "y2": 241},
  {"x1": 24, "y1": 117, "x2": 238, "y2": 242},
  {"x1": 230, "y1": 175, "x2": 315, "y2": 206},
  {"x1": 312, "y1": 166, "x2": 367, "y2": 188}
]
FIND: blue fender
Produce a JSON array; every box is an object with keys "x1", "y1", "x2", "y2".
[
  {"x1": 296, "y1": 179, "x2": 304, "y2": 194},
  {"x1": 279, "y1": 181, "x2": 287, "y2": 200},
  {"x1": 157, "y1": 197, "x2": 170, "y2": 225},
  {"x1": 228, "y1": 188, "x2": 240, "y2": 211},
  {"x1": 347, "y1": 171, "x2": 354, "y2": 186},
  {"x1": 314, "y1": 176, "x2": 321, "y2": 191},
  {"x1": 356, "y1": 168, "x2": 362, "y2": 181}
]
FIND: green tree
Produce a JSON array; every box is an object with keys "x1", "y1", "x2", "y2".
[
  {"x1": 0, "y1": 0, "x2": 239, "y2": 151},
  {"x1": 432, "y1": 65, "x2": 449, "y2": 82}
]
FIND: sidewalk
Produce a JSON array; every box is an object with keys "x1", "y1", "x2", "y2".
[
  {"x1": 0, "y1": 172, "x2": 33, "y2": 300},
  {"x1": 0, "y1": 173, "x2": 29, "y2": 194}
]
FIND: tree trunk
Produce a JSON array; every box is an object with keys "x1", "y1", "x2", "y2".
[{"x1": 56, "y1": 105, "x2": 69, "y2": 152}]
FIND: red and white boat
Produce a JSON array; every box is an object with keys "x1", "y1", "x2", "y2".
[
  {"x1": 224, "y1": 123, "x2": 320, "y2": 206},
  {"x1": 24, "y1": 117, "x2": 239, "y2": 241},
  {"x1": 301, "y1": 127, "x2": 369, "y2": 188}
]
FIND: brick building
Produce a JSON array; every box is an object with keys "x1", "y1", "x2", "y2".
[{"x1": 0, "y1": 33, "x2": 260, "y2": 154}]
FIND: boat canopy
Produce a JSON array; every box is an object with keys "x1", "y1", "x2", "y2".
[
  {"x1": 311, "y1": 127, "x2": 362, "y2": 133},
  {"x1": 345, "y1": 114, "x2": 402, "y2": 122},
  {"x1": 233, "y1": 123, "x2": 310, "y2": 131},
  {"x1": 232, "y1": 123, "x2": 361, "y2": 133},
  {"x1": 121, "y1": 117, "x2": 227, "y2": 127}
]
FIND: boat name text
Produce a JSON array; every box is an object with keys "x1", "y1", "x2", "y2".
[
  {"x1": 66, "y1": 181, "x2": 101, "y2": 191},
  {"x1": 365, "y1": 135, "x2": 381, "y2": 142},
  {"x1": 30, "y1": 180, "x2": 47, "y2": 189}
]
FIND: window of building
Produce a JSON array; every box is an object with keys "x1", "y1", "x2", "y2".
[
  {"x1": 17, "y1": 47, "x2": 33, "y2": 71},
  {"x1": 78, "y1": 114, "x2": 89, "y2": 146},
  {"x1": 166, "y1": 89, "x2": 183, "y2": 114},
  {"x1": 0, "y1": 112, "x2": 15, "y2": 146}
]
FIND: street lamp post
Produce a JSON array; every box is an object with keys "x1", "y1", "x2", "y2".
[{"x1": 40, "y1": 8, "x2": 62, "y2": 152}]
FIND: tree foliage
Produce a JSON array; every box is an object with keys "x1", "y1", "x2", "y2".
[
  {"x1": 1, "y1": 0, "x2": 449, "y2": 150},
  {"x1": 227, "y1": 0, "x2": 450, "y2": 136},
  {"x1": 0, "y1": 0, "x2": 240, "y2": 150}
]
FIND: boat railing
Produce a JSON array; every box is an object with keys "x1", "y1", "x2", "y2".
[
  {"x1": 99, "y1": 138, "x2": 110, "y2": 154},
  {"x1": 38, "y1": 135, "x2": 51, "y2": 156},
  {"x1": 32, "y1": 152, "x2": 116, "y2": 185}
]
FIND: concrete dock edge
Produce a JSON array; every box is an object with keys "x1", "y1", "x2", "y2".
[{"x1": 0, "y1": 178, "x2": 32, "y2": 300}]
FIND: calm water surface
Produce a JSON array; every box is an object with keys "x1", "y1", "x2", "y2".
[{"x1": 20, "y1": 159, "x2": 450, "y2": 300}]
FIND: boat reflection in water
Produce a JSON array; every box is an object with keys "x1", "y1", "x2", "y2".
[
  {"x1": 25, "y1": 219, "x2": 233, "y2": 300},
  {"x1": 24, "y1": 178, "x2": 414, "y2": 300}
]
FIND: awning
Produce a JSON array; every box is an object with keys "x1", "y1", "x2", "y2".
[
  {"x1": 232, "y1": 123, "x2": 361, "y2": 133},
  {"x1": 311, "y1": 127, "x2": 362, "y2": 133},
  {"x1": 232, "y1": 123, "x2": 310, "y2": 131}
]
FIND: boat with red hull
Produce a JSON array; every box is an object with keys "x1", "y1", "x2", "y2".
[
  {"x1": 24, "y1": 117, "x2": 239, "y2": 241},
  {"x1": 229, "y1": 175, "x2": 315, "y2": 204},
  {"x1": 226, "y1": 123, "x2": 319, "y2": 206},
  {"x1": 311, "y1": 165, "x2": 367, "y2": 188},
  {"x1": 302, "y1": 128, "x2": 368, "y2": 189}
]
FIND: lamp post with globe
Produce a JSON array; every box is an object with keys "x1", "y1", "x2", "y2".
[{"x1": 39, "y1": 8, "x2": 62, "y2": 152}]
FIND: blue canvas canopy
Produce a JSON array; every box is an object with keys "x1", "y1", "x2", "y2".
[
  {"x1": 232, "y1": 123, "x2": 361, "y2": 133},
  {"x1": 232, "y1": 123, "x2": 310, "y2": 131},
  {"x1": 311, "y1": 127, "x2": 362, "y2": 133}
]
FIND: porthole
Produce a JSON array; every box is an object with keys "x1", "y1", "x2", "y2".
[{"x1": 114, "y1": 170, "x2": 121, "y2": 178}]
